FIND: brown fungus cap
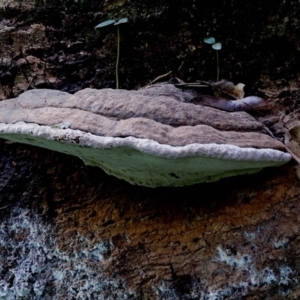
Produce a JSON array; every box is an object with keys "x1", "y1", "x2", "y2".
[{"x1": 0, "y1": 85, "x2": 291, "y2": 187}]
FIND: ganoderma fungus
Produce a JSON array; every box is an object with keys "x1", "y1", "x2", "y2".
[{"x1": 0, "y1": 85, "x2": 291, "y2": 187}]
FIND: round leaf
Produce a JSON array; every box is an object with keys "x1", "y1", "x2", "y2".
[
  {"x1": 95, "y1": 19, "x2": 116, "y2": 29},
  {"x1": 114, "y1": 18, "x2": 129, "y2": 26},
  {"x1": 212, "y1": 42, "x2": 222, "y2": 50},
  {"x1": 204, "y1": 37, "x2": 216, "y2": 45}
]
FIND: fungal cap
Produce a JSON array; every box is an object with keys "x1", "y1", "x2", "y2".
[{"x1": 0, "y1": 122, "x2": 291, "y2": 187}]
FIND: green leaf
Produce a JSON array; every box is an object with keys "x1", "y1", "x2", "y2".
[
  {"x1": 95, "y1": 19, "x2": 116, "y2": 29},
  {"x1": 212, "y1": 42, "x2": 222, "y2": 50},
  {"x1": 114, "y1": 18, "x2": 129, "y2": 26},
  {"x1": 204, "y1": 37, "x2": 216, "y2": 44}
]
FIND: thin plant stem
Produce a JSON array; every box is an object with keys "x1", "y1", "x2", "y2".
[
  {"x1": 116, "y1": 26, "x2": 120, "y2": 89},
  {"x1": 216, "y1": 51, "x2": 219, "y2": 81}
]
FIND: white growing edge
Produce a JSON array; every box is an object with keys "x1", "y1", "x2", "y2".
[{"x1": 0, "y1": 122, "x2": 292, "y2": 187}]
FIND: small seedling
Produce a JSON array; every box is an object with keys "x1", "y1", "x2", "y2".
[
  {"x1": 95, "y1": 18, "x2": 128, "y2": 89},
  {"x1": 204, "y1": 36, "x2": 222, "y2": 81}
]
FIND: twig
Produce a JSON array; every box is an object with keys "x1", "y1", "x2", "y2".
[
  {"x1": 174, "y1": 82, "x2": 210, "y2": 88},
  {"x1": 25, "y1": 75, "x2": 36, "y2": 91},
  {"x1": 0, "y1": 204, "x2": 11, "y2": 210},
  {"x1": 263, "y1": 125, "x2": 300, "y2": 164},
  {"x1": 150, "y1": 70, "x2": 172, "y2": 85},
  {"x1": 177, "y1": 60, "x2": 184, "y2": 72},
  {"x1": 116, "y1": 25, "x2": 120, "y2": 89},
  {"x1": 140, "y1": 71, "x2": 172, "y2": 89}
]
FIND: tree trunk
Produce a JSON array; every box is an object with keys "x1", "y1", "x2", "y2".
[{"x1": 0, "y1": 1, "x2": 300, "y2": 299}]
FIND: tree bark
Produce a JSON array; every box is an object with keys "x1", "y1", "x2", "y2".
[{"x1": 0, "y1": 1, "x2": 300, "y2": 299}]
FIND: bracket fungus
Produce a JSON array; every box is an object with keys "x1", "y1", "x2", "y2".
[{"x1": 0, "y1": 85, "x2": 291, "y2": 187}]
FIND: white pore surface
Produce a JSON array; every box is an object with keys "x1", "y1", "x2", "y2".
[{"x1": 0, "y1": 122, "x2": 292, "y2": 187}]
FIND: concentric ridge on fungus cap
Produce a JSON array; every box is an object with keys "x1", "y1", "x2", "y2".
[{"x1": 0, "y1": 86, "x2": 292, "y2": 187}]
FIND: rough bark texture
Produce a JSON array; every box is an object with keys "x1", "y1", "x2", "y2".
[
  {"x1": 0, "y1": 139, "x2": 299, "y2": 299},
  {"x1": 0, "y1": 0, "x2": 300, "y2": 299},
  {"x1": 1, "y1": 0, "x2": 300, "y2": 97}
]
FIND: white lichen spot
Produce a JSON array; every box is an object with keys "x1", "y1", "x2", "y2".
[
  {"x1": 216, "y1": 246, "x2": 250, "y2": 269},
  {"x1": 243, "y1": 230, "x2": 256, "y2": 241},
  {"x1": 154, "y1": 242, "x2": 296, "y2": 300},
  {"x1": 279, "y1": 266, "x2": 293, "y2": 285},
  {"x1": 273, "y1": 238, "x2": 289, "y2": 249},
  {"x1": 0, "y1": 207, "x2": 136, "y2": 299}
]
